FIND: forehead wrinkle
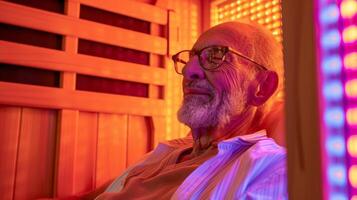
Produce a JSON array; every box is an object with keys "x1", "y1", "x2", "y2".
[{"x1": 194, "y1": 31, "x2": 255, "y2": 60}]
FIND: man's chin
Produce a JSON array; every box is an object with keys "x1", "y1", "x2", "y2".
[{"x1": 177, "y1": 106, "x2": 217, "y2": 129}]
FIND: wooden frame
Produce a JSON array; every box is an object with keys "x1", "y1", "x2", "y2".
[
  {"x1": 0, "y1": 81, "x2": 165, "y2": 116},
  {"x1": 0, "y1": 1, "x2": 167, "y2": 55},
  {"x1": 0, "y1": 41, "x2": 167, "y2": 85},
  {"x1": 282, "y1": 0, "x2": 323, "y2": 199}
]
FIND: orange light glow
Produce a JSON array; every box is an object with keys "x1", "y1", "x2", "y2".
[
  {"x1": 257, "y1": 5, "x2": 264, "y2": 10},
  {"x1": 343, "y1": 25, "x2": 357, "y2": 43},
  {"x1": 272, "y1": 6, "x2": 280, "y2": 13},
  {"x1": 344, "y1": 52, "x2": 357, "y2": 69},
  {"x1": 212, "y1": 0, "x2": 282, "y2": 42},
  {"x1": 341, "y1": 0, "x2": 357, "y2": 18},
  {"x1": 346, "y1": 79, "x2": 357, "y2": 97},
  {"x1": 265, "y1": 2, "x2": 271, "y2": 8},
  {"x1": 348, "y1": 135, "x2": 357, "y2": 157},
  {"x1": 352, "y1": 195, "x2": 357, "y2": 200},
  {"x1": 272, "y1": 13, "x2": 281, "y2": 20},
  {"x1": 349, "y1": 165, "x2": 357, "y2": 187},
  {"x1": 347, "y1": 108, "x2": 357, "y2": 125},
  {"x1": 272, "y1": 0, "x2": 279, "y2": 5}
]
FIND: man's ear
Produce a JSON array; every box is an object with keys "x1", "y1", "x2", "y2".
[{"x1": 250, "y1": 70, "x2": 279, "y2": 106}]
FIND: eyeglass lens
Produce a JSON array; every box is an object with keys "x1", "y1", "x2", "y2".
[{"x1": 174, "y1": 47, "x2": 226, "y2": 74}]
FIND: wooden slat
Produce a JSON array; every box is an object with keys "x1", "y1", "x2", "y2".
[
  {"x1": 0, "y1": 82, "x2": 166, "y2": 116},
  {"x1": 168, "y1": 10, "x2": 179, "y2": 55},
  {"x1": 14, "y1": 108, "x2": 57, "y2": 199},
  {"x1": 0, "y1": 1, "x2": 167, "y2": 55},
  {"x1": 0, "y1": 106, "x2": 21, "y2": 200},
  {"x1": 127, "y1": 115, "x2": 151, "y2": 166},
  {"x1": 55, "y1": 110, "x2": 79, "y2": 197},
  {"x1": 96, "y1": 113, "x2": 127, "y2": 187},
  {"x1": 55, "y1": 1, "x2": 80, "y2": 196},
  {"x1": 150, "y1": 116, "x2": 167, "y2": 148},
  {"x1": 73, "y1": 112, "x2": 98, "y2": 194},
  {"x1": 79, "y1": 0, "x2": 167, "y2": 25},
  {"x1": 0, "y1": 41, "x2": 167, "y2": 86}
]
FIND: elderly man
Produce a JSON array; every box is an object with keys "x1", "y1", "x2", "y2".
[{"x1": 95, "y1": 20, "x2": 286, "y2": 199}]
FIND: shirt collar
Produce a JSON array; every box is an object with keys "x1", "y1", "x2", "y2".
[
  {"x1": 163, "y1": 129, "x2": 268, "y2": 152},
  {"x1": 217, "y1": 129, "x2": 268, "y2": 153}
]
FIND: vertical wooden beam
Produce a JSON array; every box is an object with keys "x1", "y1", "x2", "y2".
[
  {"x1": 55, "y1": 0, "x2": 80, "y2": 197},
  {"x1": 0, "y1": 106, "x2": 21, "y2": 200},
  {"x1": 55, "y1": 109, "x2": 79, "y2": 197},
  {"x1": 282, "y1": 0, "x2": 323, "y2": 199},
  {"x1": 201, "y1": 0, "x2": 210, "y2": 32},
  {"x1": 149, "y1": 21, "x2": 167, "y2": 147},
  {"x1": 127, "y1": 115, "x2": 151, "y2": 166},
  {"x1": 14, "y1": 108, "x2": 57, "y2": 199},
  {"x1": 96, "y1": 114, "x2": 127, "y2": 187},
  {"x1": 73, "y1": 112, "x2": 98, "y2": 194}
]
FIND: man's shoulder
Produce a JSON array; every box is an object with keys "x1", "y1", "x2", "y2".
[
  {"x1": 248, "y1": 138, "x2": 286, "y2": 155},
  {"x1": 239, "y1": 138, "x2": 286, "y2": 167}
]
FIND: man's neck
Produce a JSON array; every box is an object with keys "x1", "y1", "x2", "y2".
[{"x1": 189, "y1": 107, "x2": 260, "y2": 157}]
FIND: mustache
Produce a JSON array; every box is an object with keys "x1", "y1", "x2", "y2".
[{"x1": 185, "y1": 80, "x2": 215, "y2": 92}]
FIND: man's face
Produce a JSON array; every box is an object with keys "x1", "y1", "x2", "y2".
[{"x1": 177, "y1": 30, "x2": 254, "y2": 129}]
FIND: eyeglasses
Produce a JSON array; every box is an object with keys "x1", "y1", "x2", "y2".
[{"x1": 172, "y1": 45, "x2": 268, "y2": 75}]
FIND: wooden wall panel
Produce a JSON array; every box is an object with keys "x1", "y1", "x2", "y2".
[
  {"x1": 13, "y1": 108, "x2": 57, "y2": 200},
  {"x1": 0, "y1": 82, "x2": 166, "y2": 116},
  {"x1": 150, "y1": 116, "x2": 166, "y2": 147},
  {"x1": 55, "y1": 110, "x2": 78, "y2": 197},
  {"x1": 96, "y1": 113, "x2": 127, "y2": 187},
  {"x1": 0, "y1": 106, "x2": 21, "y2": 200},
  {"x1": 79, "y1": 0, "x2": 167, "y2": 25},
  {"x1": 0, "y1": 1, "x2": 167, "y2": 55},
  {"x1": 127, "y1": 115, "x2": 151, "y2": 166},
  {"x1": 73, "y1": 112, "x2": 98, "y2": 194},
  {"x1": 0, "y1": 0, "x2": 196, "y2": 198},
  {"x1": 0, "y1": 41, "x2": 167, "y2": 85}
]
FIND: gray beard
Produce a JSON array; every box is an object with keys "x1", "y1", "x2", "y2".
[{"x1": 177, "y1": 90, "x2": 245, "y2": 129}]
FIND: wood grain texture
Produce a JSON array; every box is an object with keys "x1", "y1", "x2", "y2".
[
  {"x1": 73, "y1": 111, "x2": 98, "y2": 194},
  {"x1": 13, "y1": 107, "x2": 57, "y2": 199},
  {"x1": 0, "y1": 41, "x2": 167, "y2": 85},
  {"x1": 0, "y1": 106, "x2": 21, "y2": 200},
  {"x1": 0, "y1": 1, "x2": 167, "y2": 55},
  {"x1": 55, "y1": 109, "x2": 79, "y2": 197},
  {"x1": 127, "y1": 115, "x2": 151, "y2": 166},
  {"x1": 78, "y1": 0, "x2": 167, "y2": 25},
  {"x1": 54, "y1": 0, "x2": 80, "y2": 196},
  {"x1": 150, "y1": 116, "x2": 166, "y2": 148},
  {"x1": 0, "y1": 81, "x2": 166, "y2": 116},
  {"x1": 96, "y1": 113, "x2": 127, "y2": 187}
]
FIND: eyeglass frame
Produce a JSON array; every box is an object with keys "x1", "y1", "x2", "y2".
[{"x1": 171, "y1": 45, "x2": 268, "y2": 75}]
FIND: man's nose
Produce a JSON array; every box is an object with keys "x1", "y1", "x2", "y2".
[{"x1": 182, "y1": 56, "x2": 205, "y2": 80}]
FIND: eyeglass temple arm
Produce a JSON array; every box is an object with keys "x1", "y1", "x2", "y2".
[
  {"x1": 172, "y1": 55, "x2": 187, "y2": 64},
  {"x1": 229, "y1": 48, "x2": 268, "y2": 71}
]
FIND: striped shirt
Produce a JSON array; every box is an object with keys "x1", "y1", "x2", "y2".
[{"x1": 104, "y1": 130, "x2": 287, "y2": 200}]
